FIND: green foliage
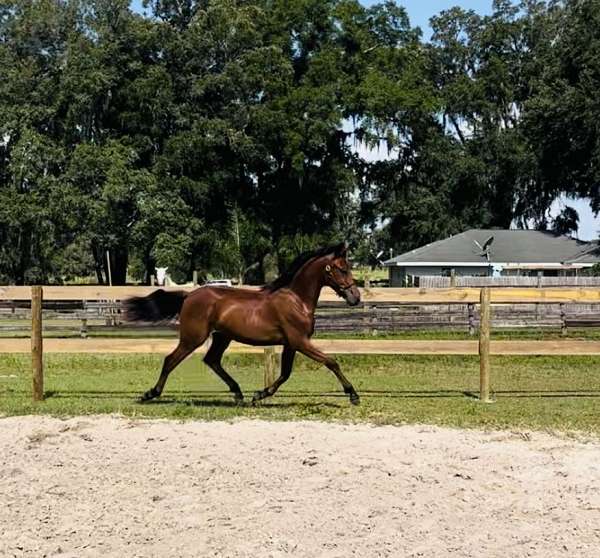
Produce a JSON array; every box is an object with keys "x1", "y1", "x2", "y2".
[
  {"x1": 1, "y1": 0, "x2": 599, "y2": 284},
  {"x1": 582, "y1": 263, "x2": 600, "y2": 277}
]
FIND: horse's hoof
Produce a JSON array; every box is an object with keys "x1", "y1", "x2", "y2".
[
  {"x1": 252, "y1": 390, "x2": 266, "y2": 405},
  {"x1": 349, "y1": 393, "x2": 360, "y2": 406},
  {"x1": 233, "y1": 393, "x2": 244, "y2": 405},
  {"x1": 139, "y1": 388, "x2": 158, "y2": 403}
]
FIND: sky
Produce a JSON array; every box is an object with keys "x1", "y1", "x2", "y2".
[
  {"x1": 132, "y1": 0, "x2": 493, "y2": 33},
  {"x1": 361, "y1": 0, "x2": 492, "y2": 39},
  {"x1": 128, "y1": 0, "x2": 600, "y2": 239}
]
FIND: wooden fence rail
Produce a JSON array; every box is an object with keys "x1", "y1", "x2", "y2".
[
  {"x1": 4, "y1": 285, "x2": 600, "y2": 336},
  {"x1": 416, "y1": 275, "x2": 600, "y2": 288},
  {"x1": 4, "y1": 285, "x2": 600, "y2": 403},
  {"x1": 3, "y1": 285, "x2": 600, "y2": 303}
]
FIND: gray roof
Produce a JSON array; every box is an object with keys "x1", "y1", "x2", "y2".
[{"x1": 384, "y1": 229, "x2": 600, "y2": 266}]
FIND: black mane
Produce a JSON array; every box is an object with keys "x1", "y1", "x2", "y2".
[{"x1": 262, "y1": 242, "x2": 345, "y2": 293}]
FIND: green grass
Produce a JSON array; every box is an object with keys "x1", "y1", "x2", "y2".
[{"x1": 1, "y1": 353, "x2": 600, "y2": 433}]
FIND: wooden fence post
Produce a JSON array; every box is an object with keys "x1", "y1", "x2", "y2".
[
  {"x1": 363, "y1": 302, "x2": 370, "y2": 333},
  {"x1": 468, "y1": 303, "x2": 475, "y2": 336},
  {"x1": 450, "y1": 268, "x2": 456, "y2": 287},
  {"x1": 193, "y1": 270, "x2": 199, "y2": 286},
  {"x1": 479, "y1": 287, "x2": 492, "y2": 403},
  {"x1": 106, "y1": 250, "x2": 113, "y2": 286},
  {"x1": 31, "y1": 286, "x2": 44, "y2": 402},
  {"x1": 80, "y1": 318, "x2": 88, "y2": 339},
  {"x1": 372, "y1": 304, "x2": 378, "y2": 336},
  {"x1": 264, "y1": 347, "x2": 278, "y2": 389},
  {"x1": 560, "y1": 303, "x2": 567, "y2": 336}
]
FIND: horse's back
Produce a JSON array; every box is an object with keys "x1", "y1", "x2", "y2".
[{"x1": 188, "y1": 285, "x2": 263, "y2": 301}]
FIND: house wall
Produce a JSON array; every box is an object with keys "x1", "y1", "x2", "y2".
[
  {"x1": 388, "y1": 265, "x2": 581, "y2": 286},
  {"x1": 388, "y1": 266, "x2": 489, "y2": 287}
]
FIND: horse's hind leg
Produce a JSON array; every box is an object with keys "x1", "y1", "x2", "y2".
[
  {"x1": 140, "y1": 340, "x2": 198, "y2": 402},
  {"x1": 252, "y1": 345, "x2": 295, "y2": 404},
  {"x1": 203, "y1": 332, "x2": 243, "y2": 404}
]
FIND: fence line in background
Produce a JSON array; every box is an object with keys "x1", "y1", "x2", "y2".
[
  {"x1": 3, "y1": 285, "x2": 600, "y2": 303},
  {"x1": 4, "y1": 300, "x2": 600, "y2": 337},
  {"x1": 416, "y1": 275, "x2": 600, "y2": 288}
]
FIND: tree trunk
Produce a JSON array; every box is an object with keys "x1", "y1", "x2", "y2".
[
  {"x1": 145, "y1": 253, "x2": 155, "y2": 286},
  {"x1": 109, "y1": 247, "x2": 128, "y2": 285},
  {"x1": 91, "y1": 241, "x2": 105, "y2": 284}
]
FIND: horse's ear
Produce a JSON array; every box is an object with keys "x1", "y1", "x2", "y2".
[{"x1": 335, "y1": 242, "x2": 348, "y2": 257}]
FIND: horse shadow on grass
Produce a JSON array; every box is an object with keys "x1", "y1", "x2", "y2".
[
  {"x1": 38, "y1": 388, "x2": 600, "y2": 404},
  {"x1": 145, "y1": 398, "x2": 342, "y2": 409},
  {"x1": 41, "y1": 389, "x2": 343, "y2": 409}
]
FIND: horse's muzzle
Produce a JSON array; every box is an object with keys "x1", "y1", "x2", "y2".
[{"x1": 344, "y1": 285, "x2": 361, "y2": 306}]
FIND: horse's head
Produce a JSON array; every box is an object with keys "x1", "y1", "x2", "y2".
[
  {"x1": 323, "y1": 243, "x2": 361, "y2": 306},
  {"x1": 155, "y1": 267, "x2": 168, "y2": 286}
]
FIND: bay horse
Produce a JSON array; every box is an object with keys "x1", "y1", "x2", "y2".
[{"x1": 123, "y1": 243, "x2": 362, "y2": 405}]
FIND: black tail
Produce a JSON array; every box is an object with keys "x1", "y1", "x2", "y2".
[{"x1": 122, "y1": 289, "x2": 188, "y2": 323}]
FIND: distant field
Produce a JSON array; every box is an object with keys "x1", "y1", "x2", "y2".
[{"x1": 1, "y1": 353, "x2": 600, "y2": 433}]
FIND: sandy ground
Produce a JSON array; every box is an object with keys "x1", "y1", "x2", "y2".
[{"x1": 1, "y1": 417, "x2": 600, "y2": 558}]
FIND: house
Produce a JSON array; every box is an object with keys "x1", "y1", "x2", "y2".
[{"x1": 383, "y1": 229, "x2": 600, "y2": 287}]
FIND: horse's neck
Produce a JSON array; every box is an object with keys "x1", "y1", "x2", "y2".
[{"x1": 288, "y1": 259, "x2": 325, "y2": 311}]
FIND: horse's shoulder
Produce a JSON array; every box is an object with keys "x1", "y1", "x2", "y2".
[{"x1": 268, "y1": 288, "x2": 312, "y2": 315}]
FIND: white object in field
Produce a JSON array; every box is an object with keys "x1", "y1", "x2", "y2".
[
  {"x1": 155, "y1": 267, "x2": 168, "y2": 286},
  {"x1": 204, "y1": 279, "x2": 233, "y2": 287}
]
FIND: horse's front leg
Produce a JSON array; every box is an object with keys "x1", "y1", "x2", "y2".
[
  {"x1": 295, "y1": 339, "x2": 360, "y2": 405},
  {"x1": 252, "y1": 345, "x2": 296, "y2": 404}
]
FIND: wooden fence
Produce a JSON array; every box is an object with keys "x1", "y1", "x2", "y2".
[
  {"x1": 416, "y1": 275, "x2": 600, "y2": 288},
  {"x1": 4, "y1": 284, "x2": 600, "y2": 302},
  {"x1": 7, "y1": 300, "x2": 600, "y2": 335},
  {"x1": 3, "y1": 287, "x2": 600, "y2": 336},
  {"x1": 3, "y1": 285, "x2": 600, "y2": 403}
]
